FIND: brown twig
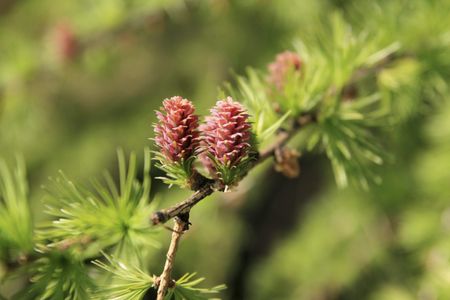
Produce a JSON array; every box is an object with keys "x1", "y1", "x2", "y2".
[
  {"x1": 156, "y1": 217, "x2": 186, "y2": 300},
  {"x1": 151, "y1": 185, "x2": 214, "y2": 225}
]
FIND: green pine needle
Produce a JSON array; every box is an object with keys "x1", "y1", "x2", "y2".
[
  {"x1": 308, "y1": 99, "x2": 386, "y2": 189},
  {"x1": 153, "y1": 152, "x2": 196, "y2": 189},
  {"x1": 0, "y1": 156, "x2": 33, "y2": 256},
  {"x1": 165, "y1": 273, "x2": 226, "y2": 300},
  {"x1": 16, "y1": 251, "x2": 94, "y2": 300},
  {"x1": 38, "y1": 149, "x2": 160, "y2": 261},
  {"x1": 225, "y1": 69, "x2": 291, "y2": 146},
  {"x1": 92, "y1": 253, "x2": 154, "y2": 300}
]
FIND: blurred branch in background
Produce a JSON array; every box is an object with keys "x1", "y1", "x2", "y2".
[{"x1": 0, "y1": 0, "x2": 191, "y2": 181}]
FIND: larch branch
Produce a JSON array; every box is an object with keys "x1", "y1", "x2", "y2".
[{"x1": 150, "y1": 54, "x2": 398, "y2": 226}]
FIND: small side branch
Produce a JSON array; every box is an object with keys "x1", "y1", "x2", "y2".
[
  {"x1": 151, "y1": 185, "x2": 214, "y2": 225},
  {"x1": 156, "y1": 217, "x2": 186, "y2": 300},
  {"x1": 257, "y1": 130, "x2": 291, "y2": 162}
]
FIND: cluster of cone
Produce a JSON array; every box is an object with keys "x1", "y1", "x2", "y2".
[
  {"x1": 154, "y1": 50, "x2": 301, "y2": 187},
  {"x1": 154, "y1": 96, "x2": 252, "y2": 186}
]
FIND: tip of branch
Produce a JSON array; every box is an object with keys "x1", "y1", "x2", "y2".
[{"x1": 151, "y1": 211, "x2": 167, "y2": 225}]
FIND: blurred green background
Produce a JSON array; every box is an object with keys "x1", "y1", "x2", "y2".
[{"x1": 1, "y1": 0, "x2": 450, "y2": 299}]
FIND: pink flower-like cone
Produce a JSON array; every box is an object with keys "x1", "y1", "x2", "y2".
[
  {"x1": 268, "y1": 51, "x2": 302, "y2": 91},
  {"x1": 200, "y1": 97, "x2": 253, "y2": 185},
  {"x1": 154, "y1": 96, "x2": 200, "y2": 163}
]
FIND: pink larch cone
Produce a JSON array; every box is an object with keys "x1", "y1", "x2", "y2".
[
  {"x1": 154, "y1": 96, "x2": 200, "y2": 163},
  {"x1": 200, "y1": 97, "x2": 252, "y2": 176},
  {"x1": 268, "y1": 51, "x2": 302, "y2": 90}
]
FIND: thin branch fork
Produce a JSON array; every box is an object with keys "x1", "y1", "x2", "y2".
[{"x1": 151, "y1": 185, "x2": 214, "y2": 225}]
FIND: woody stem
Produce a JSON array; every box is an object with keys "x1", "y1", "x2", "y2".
[{"x1": 156, "y1": 217, "x2": 186, "y2": 300}]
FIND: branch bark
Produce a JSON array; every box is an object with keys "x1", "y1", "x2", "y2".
[
  {"x1": 151, "y1": 185, "x2": 214, "y2": 225},
  {"x1": 156, "y1": 217, "x2": 186, "y2": 300}
]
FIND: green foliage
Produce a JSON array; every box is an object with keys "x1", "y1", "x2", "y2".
[
  {"x1": 206, "y1": 151, "x2": 257, "y2": 189},
  {"x1": 15, "y1": 150, "x2": 166, "y2": 299},
  {"x1": 92, "y1": 253, "x2": 154, "y2": 300},
  {"x1": 93, "y1": 254, "x2": 225, "y2": 300},
  {"x1": 153, "y1": 153, "x2": 197, "y2": 189},
  {"x1": 0, "y1": 157, "x2": 33, "y2": 257},
  {"x1": 378, "y1": 58, "x2": 423, "y2": 122},
  {"x1": 37, "y1": 150, "x2": 159, "y2": 263},
  {"x1": 222, "y1": 15, "x2": 404, "y2": 189},
  {"x1": 307, "y1": 94, "x2": 386, "y2": 188},
  {"x1": 165, "y1": 273, "x2": 226, "y2": 300},
  {"x1": 225, "y1": 69, "x2": 291, "y2": 146},
  {"x1": 278, "y1": 15, "x2": 394, "y2": 116},
  {"x1": 17, "y1": 251, "x2": 94, "y2": 300},
  {"x1": 289, "y1": 25, "x2": 401, "y2": 188}
]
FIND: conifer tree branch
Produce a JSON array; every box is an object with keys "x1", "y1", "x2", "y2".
[
  {"x1": 151, "y1": 116, "x2": 314, "y2": 226},
  {"x1": 150, "y1": 54, "x2": 399, "y2": 226},
  {"x1": 156, "y1": 217, "x2": 186, "y2": 300}
]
